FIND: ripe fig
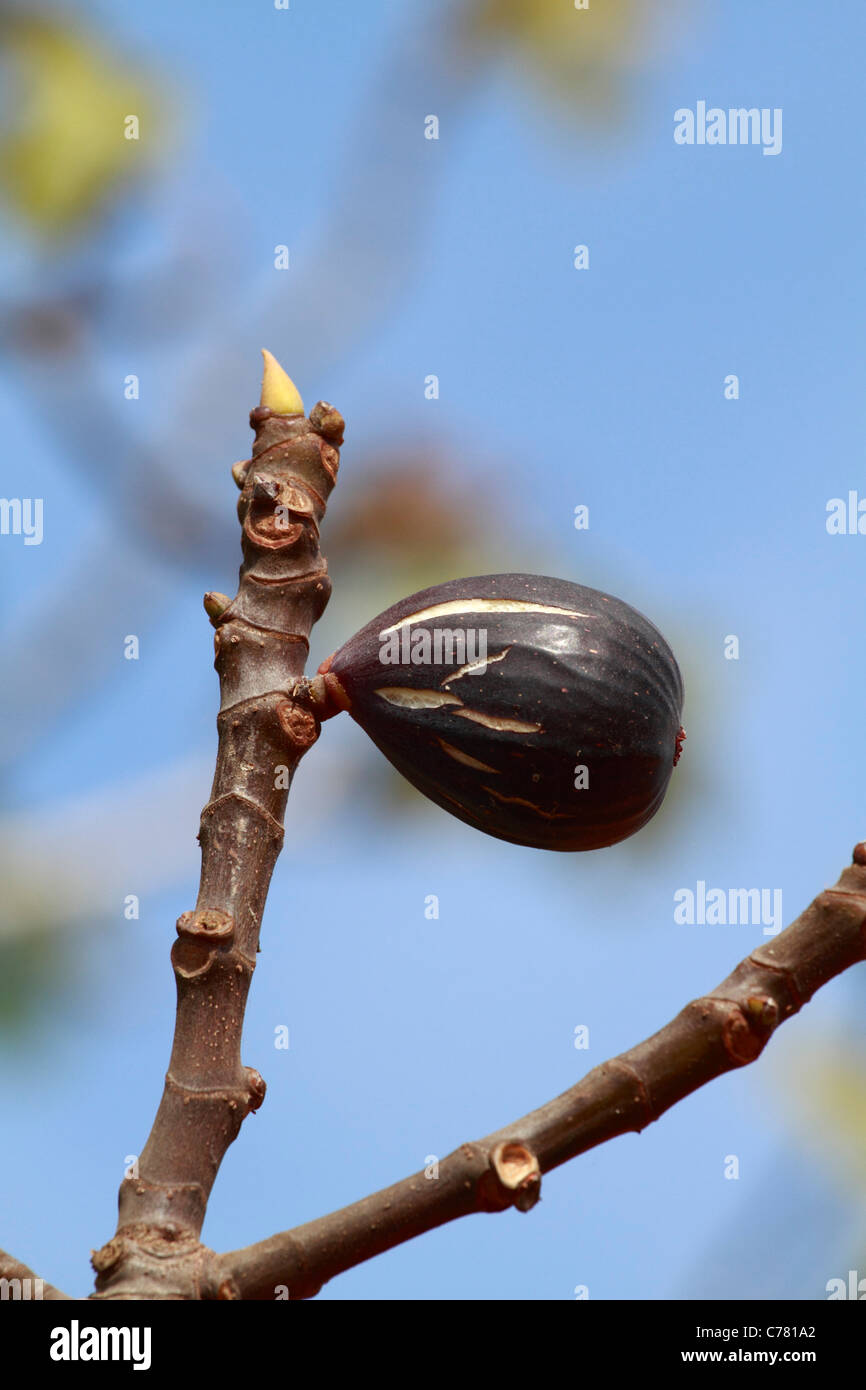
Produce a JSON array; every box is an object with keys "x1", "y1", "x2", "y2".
[{"x1": 316, "y1": 573, "x2": 685, "y2": 851}]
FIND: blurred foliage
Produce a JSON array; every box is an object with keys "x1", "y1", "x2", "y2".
[
  {"x1": 791, "y1": 1044, "x2": 866, "y2": 1193},
  {"x1": 0, "y1": 888, "x2": 73, "y2": 1031},
  {"x1": 326, "y1": 450, "x2": 500, "y2": 593},
  {"x1": 467, "y1": 0, "x2": 667, "y2": 117},
  {"x1": 0, "y1": 9, "x2": 165, "y2": 235}
]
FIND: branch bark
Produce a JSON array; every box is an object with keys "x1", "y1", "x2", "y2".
[
  {"x1": 90, "y1": 392, "x2": 345, "y2": 1300},
  {"x1": 214, "y1": 847, "x2": 866, "y2": 1299}
]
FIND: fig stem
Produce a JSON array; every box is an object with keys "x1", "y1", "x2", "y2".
[{"x1": 292, "y1": 671, "x2": 351, "y2": 721}]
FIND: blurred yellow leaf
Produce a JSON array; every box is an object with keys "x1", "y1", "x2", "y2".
[
  {"x1": 467, "y1": 0, "x2": 684, "y2": 118},
  {"x1": 0, "y1": 15, "x2": 164, "y2": 234},
  {"x1": 784, "y1": 1045, "x2": 866, "y2": 1192},
  {"x1": 474, "y1": 0, "x2": 635, "y2": 56}
]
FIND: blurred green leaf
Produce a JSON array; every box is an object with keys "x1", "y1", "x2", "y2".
[{"x1": 0, "y1": 12, "x2": 167, "y2": 234}]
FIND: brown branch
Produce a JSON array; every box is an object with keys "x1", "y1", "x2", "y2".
[
  {"x1": 90, "y1": 390, "x2": 345, "y2": 1300},
  {"x1": 214, "y1": 846, "x2": 866, "y2": 1299},
  {"x1": 0, "y1": 1248, "x2": 70, "y2": 1300}
]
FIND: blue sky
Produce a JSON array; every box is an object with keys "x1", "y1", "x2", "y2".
[{"x1": 1, "y1": 0, "x2": 864, "y2": 1299}]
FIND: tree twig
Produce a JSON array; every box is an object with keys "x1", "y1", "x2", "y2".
[
  {"x1": 90, "y1": 368, "x2": 345, "y2": 1300},
  {"x1": 214, "y1": 847, "x2": 866, "y2": 1299}
]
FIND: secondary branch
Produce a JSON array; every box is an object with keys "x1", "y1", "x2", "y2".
[{"x1": 216, "y1": 845, "x2": 866, "y2": 1299}]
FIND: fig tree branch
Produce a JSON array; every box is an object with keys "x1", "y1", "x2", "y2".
[
  {"x1": 75, "y1": 353, "x2": 864, "y2": 1302},
  {"x1": 90, "y1": 357, "x2": 345, "y2": 1300},
  {"x1": 214, "y1": 847, "x2": 866, "y2": 1299}
]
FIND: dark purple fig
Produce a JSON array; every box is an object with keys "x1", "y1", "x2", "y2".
[{"x1": 315, "y1": 573, "x2": 685, "y2": 851}]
